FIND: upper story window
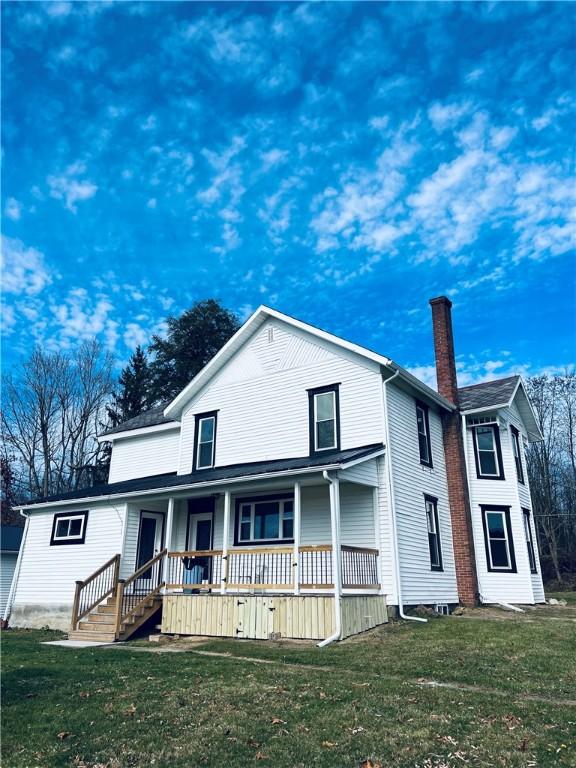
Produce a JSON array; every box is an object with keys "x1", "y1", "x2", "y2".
[
  {"x1": 425, "y1": 495, "x2": 442, "y2": 571},
  {"x1": 481, "y1": 505, "x2": 516, "y2": 572},
  {"x1": 235, "y1": 494, "x2": 294, "y2": 545},
  {"x1": 473, "y1": 425, "x2": 505, "y2": 480},
  {"x1": 50, "y1": 511, "x2": 88, "y2": 546},
  {"x1": 194, "y1": 411, "x2": 217, "y2": 470},
  {"x1": 523, "y1": 508, "x2": 537, "y2": 573},
  {"x1": 416, "y1": 401, "x2": 433, "y2": 467},
  {"x1": 308, "y1": 384, "x2": 340, "y2": 454},
  {"x1": 511, "y1": 425, "x2": 525, "y2": 484}
]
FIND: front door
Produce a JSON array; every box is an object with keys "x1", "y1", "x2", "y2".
[
  {"x1": 136, "y1": 511, "x2": 164, "y2": 590},
  {"x1": 186, "y1": 497, "x2": 215, "y2": 585}
]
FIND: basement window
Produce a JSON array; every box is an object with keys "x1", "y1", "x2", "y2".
[
  {"x1": 473, "y1": 425, "x2": 505, "y2": 480},
  {"x1": 481, "y1": 506, "x2": 516, "y2": 572},
  {"x1": 50, "y1": 511, "x2": 88, "y2": 545}
]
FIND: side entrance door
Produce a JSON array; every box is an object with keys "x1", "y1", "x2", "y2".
[
  {"x1": 186, "y1": 498, "x2": 215, "y2": 586},
  {"x1": 135, "y1": 511, "x2": 165, "y2": 591}
]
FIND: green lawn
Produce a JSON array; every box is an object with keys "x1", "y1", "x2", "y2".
[{"x1": 2, "y1": 612, "x2": 575, "y2": 768}]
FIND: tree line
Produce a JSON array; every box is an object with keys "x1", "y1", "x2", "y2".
[
  {"x1": 1, "y1": 299, "x2": 239, "y2": 519},
  {"x1": 1, "y1": 302, "x2": 574, "y2": 586}
]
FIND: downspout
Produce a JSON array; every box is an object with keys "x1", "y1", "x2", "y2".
[
  {"x1": 2, "y1": 510, "x2": 30, "y2": 624},
  {"x1": 317, "y1": 470, "x2": 342, "y2": 647},
  {"x1": 382, "y1": 369, "x2": 427, "y2": 624}
]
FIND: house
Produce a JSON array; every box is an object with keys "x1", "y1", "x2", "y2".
[
  {"x1": 4, "y1": 297, "x2": 545, "y2": 643},
  {"x1": 1, "y1": 525, "x2": 24, "y2": 621}
]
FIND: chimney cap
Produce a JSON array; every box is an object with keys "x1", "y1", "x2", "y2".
[{"x1": 429, "y1": 295, "x2": 452, "y2": 308}]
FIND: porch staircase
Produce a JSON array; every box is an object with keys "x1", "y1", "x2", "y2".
[{"x1": 68, "y1": 549, "x2": 166, "y2": 643}]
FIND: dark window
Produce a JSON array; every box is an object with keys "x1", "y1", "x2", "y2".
[
  {"x1": 308, "y1": 384, "x2": 340, "y2": 455},
  {"x1": 473, "y1": 425, "x2": 505, "y2": 480},
  {"x1": 416, "y1": 402, "x2": 433, "y2": 467},
  {"x1": 511, "y1": 426, "x2": 525, "y2": 484},
  {"x1": 235, "y1": 494, "x2": 294, "y2": 545},
  {"x1": 481, "y1": 505, "x2": 516, "y2": 572},
  {"x1": 50, "y1": 511, "x2": 88, "y2": 545},
  {"x1": 193, "y1": 411, "x2": 218, "y2": 470},
  {"x1": 425, "y1": 495, "x2": 442, "y2": 571},
  {"x1": 523, "y1": 508, "x2": 537, "y2": 573}
]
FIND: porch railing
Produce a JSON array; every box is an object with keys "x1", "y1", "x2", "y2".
[
  {"x1": 114, "y1": 548, "x2": 167, "y2": 636},
  {"x1": 165, "y1": 545, "x2": 379, "y2": 592},
  {"x1": 71, "y1": 553, "x2": 120, "y2": 630}
]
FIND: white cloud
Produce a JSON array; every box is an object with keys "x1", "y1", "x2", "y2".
[
  {"x1": 47, "y1": 162, "x2": 97, "y2": 212},
  {"x1": 4, "y1": 198, "x2": 22, "y2": 221},
  {"x1": 1, "y1": 236, "x2": 54, "y2": 295}
]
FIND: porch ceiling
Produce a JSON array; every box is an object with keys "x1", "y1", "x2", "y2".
[{"x1": 21, "y1": 443, "x2": 385, "y2": 509}]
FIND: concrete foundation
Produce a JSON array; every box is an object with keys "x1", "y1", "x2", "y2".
[{"x1": 9, "y1": 603, "x2": 72, "y2": 632}]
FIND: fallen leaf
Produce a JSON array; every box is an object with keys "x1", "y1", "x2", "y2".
[
  {"x1": 124, "y1": 703, "x2": 137, "y2": 717},
  {"x1": 57, "y1": 732, "x2": 70, "y2": 740},
  {"x1": 271, "y1": 717, "x2": 286, "y2": 725},
  {"x1": 248, "y1": 739, "x2": 261, "y2": 748},
  {"x1": 79, "y1": 691, "x2": 90, "y2": 699},
  {"x1": 322, "y1": 741, "x2": 338, "y2": 748},
  {"x1": 255, "y1": 751, "x2": 268, "y2": 760},
  {"x1": 359, "y1": 761, "x2": 382, "y2": 768},
  {"x1": 351, "y1": 726, "x2": 365, "y2": 734}
]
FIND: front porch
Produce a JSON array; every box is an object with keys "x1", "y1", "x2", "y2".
[{"x1": 70, "y1": 453, "x2": 389, "y2": 643}]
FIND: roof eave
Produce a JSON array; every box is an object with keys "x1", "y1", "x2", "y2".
[{"x1": 98, "y1": 421, "x2": 181, "y2": 443}]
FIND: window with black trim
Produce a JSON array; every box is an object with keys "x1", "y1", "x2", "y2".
[
  {"x1": 50, "y1": 511, "x2": 88, "y2": 545},
  {"x1": 481, "y1": 505, "x2": 516, "y2": 572},
  {"x1": 511, "y1": 425, "x2": 525, "y2": 484},
  {"x1": 425, "y1": 495, "x2": 442, "y2": 571},
  {"x1": 523, "y1": 508, "x2": 537, "y2": 573},
  {"x1": 235, "y1": 494, "x2": 294, "y2": 545},
  {"x1": 194, "y1": 411, "x2": 217, "y2": 470},
  {"x1": 473, "y1": 425, "x2": 505, "y2": 480},
  {"x1": 416, "y1": 401, "x2": 433, "y2": 467},
  {"x1": 308, "y1": 384, "x2": 340, "y2": 454}
]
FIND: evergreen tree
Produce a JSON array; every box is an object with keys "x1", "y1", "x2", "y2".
[
  {"x1": 106, "y1": 346, "x2": 152, "y2": 427},
  {"x1": 148, "y1": 299, "x2": 240, "y2": 403}
]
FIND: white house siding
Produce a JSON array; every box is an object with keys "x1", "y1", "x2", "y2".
[
  {"x1": 121, "y1": 499, "x2": 170, "y2": 577},
  {"x1": 1, "y1": 553, "x2": 18, "y2": 617},
  {"x1": 464, "y1": 409, "x2": 536, "y2": 604},
  {"x1": 11, "y1": 503, "x2": 126, "y2": 630},
  {"x1": 388, "y1": 383, "x2": 458, "y2": 606},
  {"x1": 109, "y1": 428, "x2": 180, "y2": 483},
  {"x1": 507, "y1": 402, "x2": 545, "y2": 602},
  {"x1": 177, "y1": 320, "x2": 384, "y2": 474}
]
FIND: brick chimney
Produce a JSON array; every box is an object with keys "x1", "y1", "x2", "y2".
[{"x1": 429, "y1": 296, "x2": 478, "y2": 606}]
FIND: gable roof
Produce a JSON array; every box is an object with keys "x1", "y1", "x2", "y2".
[
  {"x1": 458, "y1": 375, "x2": 542, "y2": 441},
  {"x1": 1, "y1": 525, "x2": 24, "y2": 552},
  {"x1": 163, "y1": 305, "x2": 454, "y2": 419},
  {"x1": 20, "y1": 443, "x2": 384, "y2": 509},
  {"x1": 100, "y1": 404, "x2": 177, "y2": 438},
  {"x1": 458, "y1": 375, "x2": 521, "y2": 411}
]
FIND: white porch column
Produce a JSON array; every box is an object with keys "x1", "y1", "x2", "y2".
[
  {"x1": 293, "y1": 481, "x2": 301, "y2": 595},
  {"x1": 221, "y1": 490, "x2": 231, "y2": 594},
  {"x1": 318, "y1": 471, "x2": 342, "y2": 646},
  {"x1": 163, "y1": 497, "x2": 175, "y2": 592}
]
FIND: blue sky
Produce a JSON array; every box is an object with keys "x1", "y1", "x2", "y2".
[{"x1": 2, "y1": 1, "x2": 574, "y2": 388}]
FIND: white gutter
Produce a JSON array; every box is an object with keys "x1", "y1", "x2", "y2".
[
  {"x1": 98, "y1": 421, "x2": 180, "y2": 443},
  {"x1": 317, "y1": 470, "x2": 342, "y2": 647},
  {"x1": 382, "y1": 371, "x2": 427, "y2": 624},
  {"x1": 2, "y1": 510, "x2": 30, "y2": 623}
]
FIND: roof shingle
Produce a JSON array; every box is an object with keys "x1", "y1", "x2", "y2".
[
  {"x1": 100, "y1": 404, "x2": 176, "y2": 437},
  {"x1": 25, "y1": 443, "x2": 384, "y2": 507},
  {"x1": 458, "y1": 375, "x2": 520, "y2": 411}
]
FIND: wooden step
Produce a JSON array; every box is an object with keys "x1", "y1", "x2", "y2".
[
  {"x1": 78, "y1": 620, "x2": 114, "y2": 633},
  {"x1": 87, "y1": 613, "x2": 116, "y2": 625},
  {"x1": 97, "y1": 604, "x2": 117, "y2": 615},
  {"x1": 69, "y1": 630, "x2": 116, "y2": 642}
]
